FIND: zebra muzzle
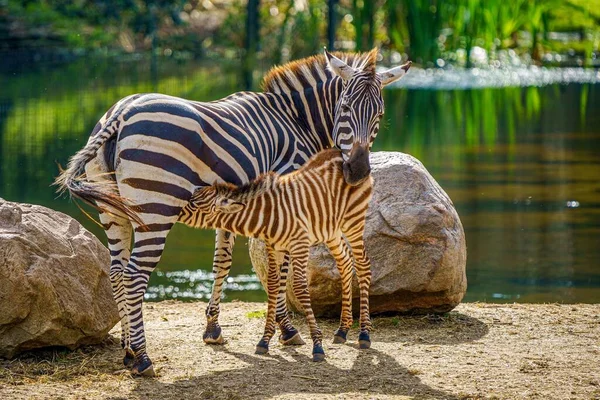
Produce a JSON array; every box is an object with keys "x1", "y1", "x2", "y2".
[{"x1": 342, "y1": 143, "x2": 371, "y2": 186}]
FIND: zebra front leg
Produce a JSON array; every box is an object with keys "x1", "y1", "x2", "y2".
[
  {"x1": 125, "y1": 225, "x2": 172, "y2": 376},
  {"x1": 203, "y1": 229, "x2": 235, "y2": 345},
  {"x1": 99, "y1": 212, "x2": 134, "y2": 367},
  {"x1": 290, "y1": 244, "x2": 324, "y2": 362},
  {"x1": 276, "y1": 254, "x2": 305, "y2": 346},
  {"x1": 256, "y1": 247, "x2": 280, "y2": 354},
  {"x1": 346, "y1": 230, "x2": 372, "y2": 349},
  {"x1": 326, "y1": 238, "x2": 354, "y2": 344}
]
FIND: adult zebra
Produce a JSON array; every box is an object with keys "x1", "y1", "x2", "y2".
[{"x1": 56, "y1": 49, "x2": 410, "y2": 376}]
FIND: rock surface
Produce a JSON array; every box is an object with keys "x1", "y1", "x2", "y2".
[
  {"x1": 250, "y1": 152, "x2": 467, "y2": 317},
  {"x1": 0, "y1": 198, "x2": 118, "y2": 358}
]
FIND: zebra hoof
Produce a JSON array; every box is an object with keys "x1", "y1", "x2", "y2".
[
  {"x1": 131, "y1": 357, "x2": 155, "y2": 377},
  {"x1": 255, "y1": 339, "x2": 269, "y2": 355},
  {"x1": 333, "y1": 328, "x2": 348, "y2": 344},
  {"x1": 312, "y1": 345, "x2": 325, "y2": 362},
  {"x1": 123, "y1": 349, "x2": 135, "y2": 368},
  {"x1": 358, "y1": 331, "x2": 371, "y2": 349},
  {"x1": 279, "y1": 330, "x2": 306, "y2": 346},
  {"x1": 203, "y1": 325, "x2": 224, "y2": 345}
]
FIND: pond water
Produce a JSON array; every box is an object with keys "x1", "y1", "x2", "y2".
[{"x1": 1, "y1": 56, "x2": 598, "y2": 304}]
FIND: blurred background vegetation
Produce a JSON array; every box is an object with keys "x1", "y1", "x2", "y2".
[{"x1": 2, "y1": 0, "x2": 600, "y2": 72}]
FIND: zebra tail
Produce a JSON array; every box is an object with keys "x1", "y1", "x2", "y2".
[{"x1": 54, "y1": 111, "x2": 145, "y2": 227}]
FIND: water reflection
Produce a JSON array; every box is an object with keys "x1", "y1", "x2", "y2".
[{"x1": 1, "y1": 57, "x2": 598, "y2": 303}]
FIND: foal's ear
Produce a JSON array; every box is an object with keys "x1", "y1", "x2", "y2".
[
  {"x1": 325, "y1": 48, "x2": 356, "y2": 81},
  {"x1": 190, "y1": 186, "x2": 205, "y2": 202},
  {"x1": 215, "y1": 197, "x2": 245, "y2": 213}
]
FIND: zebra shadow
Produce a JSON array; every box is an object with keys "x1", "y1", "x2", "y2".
[
  {"x1": 131, "y1": 344, "x2": 460, "y2": 399},
  {"x1": 366, "y1": 312, "x2": 489, "y2": 345}
]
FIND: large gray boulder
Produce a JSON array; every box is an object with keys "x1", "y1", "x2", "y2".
[
  {"x1": 0, "y1": 198, "x2": 118, "y2": 358},
  {"x1": 250, "y1": 152, "x2": 467, "y2": 317}
]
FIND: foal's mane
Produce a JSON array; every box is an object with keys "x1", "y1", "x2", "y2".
[
  {"x1": 213, "y1": 173, "x2": 278, "y2": 202},
  {"x1": 261, "y1": 49, "x2": 378, "y2": 94},
  {"x1": 213, "y1": 149, "x2": 343, "y2": 202}
]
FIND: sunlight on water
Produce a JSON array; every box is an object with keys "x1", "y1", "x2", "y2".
[
  {"x1": 145, "y1": 270, "x2": 262, "y2": 301},
  {"x1": 389, "y1": 66, "x2": 600, "y2": 89}
]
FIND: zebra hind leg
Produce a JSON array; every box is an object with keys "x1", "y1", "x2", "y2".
[
  {"x1": 203, "y1": 229, "x2": 234, "y2": 345},
  {"x1": 345, "y1": 230, "x2": 372, "y2": 349},
  {"x1": 327, "y1": 238, "x2": 354, "y2": 345},
  {"x1": 255, "y1": 247, "x2": 281, "y2": 355},
  {"x1": 124, "y1": 224, "x2": 176, "y2": 377},
  {"x1": 99, "y1": 212, "x2": 135, "y2": 368},
  {"x1": 276, "y1": 254, "x2": 305, "y2": 346},
  {"x1": 290, "y1": 245, "x2": 324, "y2": 362}
]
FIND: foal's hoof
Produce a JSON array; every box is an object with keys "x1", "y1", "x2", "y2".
[
  {"x1": 358, "y1": 331, "x2": 371, "y2": 349},
  {"x1": 255, "y1": 339, "x2": 269, "y2": 355},
  {"x1": 312, "y1": 344, "x2": 325, "y2": 362},
  {"x1": 279, "y1": 329, "x2": 306, "y2": 346},
  {"x1": 131, "y1": 357, "x2": 155, "y2": 377},
  {"x1": 203, "y1": 325, "x2": 224, "y2": 345},
  {"x1": 123, "y1": 349, "x2": 135, "y2": 368},
  {"x1": 333, "y1": 328, "x2": 348, "y2": 344}
]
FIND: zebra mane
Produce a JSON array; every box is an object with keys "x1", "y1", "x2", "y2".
[
  {"x1": 262, "y1": 49, "x2": 378, "y2": 94},
  {"x1": 213, "y1": 148, "x2": 343, "y2": 203},
  {"x1": 213, "y1": 172, "x2": 278, "y2": 203}
]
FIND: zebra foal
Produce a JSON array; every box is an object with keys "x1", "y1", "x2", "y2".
[{"x1": 179, "y1": 148, "x2": 373, "y2": 361}]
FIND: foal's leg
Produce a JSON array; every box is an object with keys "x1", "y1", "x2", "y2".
[
  {"x1": 276, "y1": 254, "x2": 305, "y2": 346},
  {"x1": 326, "y1": 237, "x2": 354, "y2": 344},
  {"x1": 255, "y1": 246, "x2": 281, "y2": 354},
  {"x1": 99, "y1": 211, "x2": 134, "y2": 367},
  {"x1": 344, "y1": 228, "x2": 372, "y2": 349},
  {"x1": 203, "y1": 229, "x2": 235, "y2": 344},
  {"x1": 289, "y1": 244, "x2": 324, "y2": 362}
]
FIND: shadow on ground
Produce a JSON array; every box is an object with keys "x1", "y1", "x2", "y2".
[
  {"x1": 129, "y1": 345, "x2": 461, "y2": 400},
  {"x1": 1, "y1": 310, "x2": 489, "y2": 400},
  {"x1": 370, "y1": 312, "x2": 489, "y2": 345}
]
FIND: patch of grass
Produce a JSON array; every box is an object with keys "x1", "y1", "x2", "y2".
[{"x1": 246, "y1": 310, "x2": 266, "y2": 319}]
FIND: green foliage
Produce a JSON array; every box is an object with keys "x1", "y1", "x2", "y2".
[
  {"x1": 3, "y1": 1, "x2": 600, "y2": 65},
  {"x1": 246, "y1": 310, "x2": 266, "y2": 319},
  {"x1": 5, "y1": 0, "x2": 186, "y2": 51}
]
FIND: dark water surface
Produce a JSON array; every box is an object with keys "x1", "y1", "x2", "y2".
[{"x1": 1, "y1": 57, "x2": 598, "y2": 303}]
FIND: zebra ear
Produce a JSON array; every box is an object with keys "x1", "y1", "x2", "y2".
[
  {"x1": 215, "y1": 197, "x2": 245, "y2": 214},
  {"x1": 377, "y1": 61, "x2": 412, "y2": 87},
  {"x1": 325, "y1": 49, "x2": 355, "y2": 81},
  {"x1": 190, "y1": 186, "x2": 204, "y2": 201}
]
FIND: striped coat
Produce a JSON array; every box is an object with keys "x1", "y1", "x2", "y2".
[{"x1": 180, "y1": 148, "x2": 373, "y2": 361}]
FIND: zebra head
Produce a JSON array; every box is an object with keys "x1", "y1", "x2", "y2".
[
  {"x1": 185, "y1": 187, "x2": 245, "y2": 228},
  {"x1": 325, "y1": 50, "x2": 411, "y2": 186}
]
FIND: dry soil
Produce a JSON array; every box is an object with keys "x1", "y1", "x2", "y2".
[{"x1": 1, "y1": 301, "x2": 599, "y2": 399}]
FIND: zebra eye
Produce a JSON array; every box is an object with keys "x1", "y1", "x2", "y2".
[{"x1": 341, "y1": 104, "x2": 351, "y2": 113}]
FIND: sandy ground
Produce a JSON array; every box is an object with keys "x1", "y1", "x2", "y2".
[{"x1": 1, "y1": 301, "x2": 599, "y2": 400}]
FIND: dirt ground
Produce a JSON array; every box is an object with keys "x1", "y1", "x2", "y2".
[{"x1": 1, "y1": 301, "x2": 598, "y2": 400}]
